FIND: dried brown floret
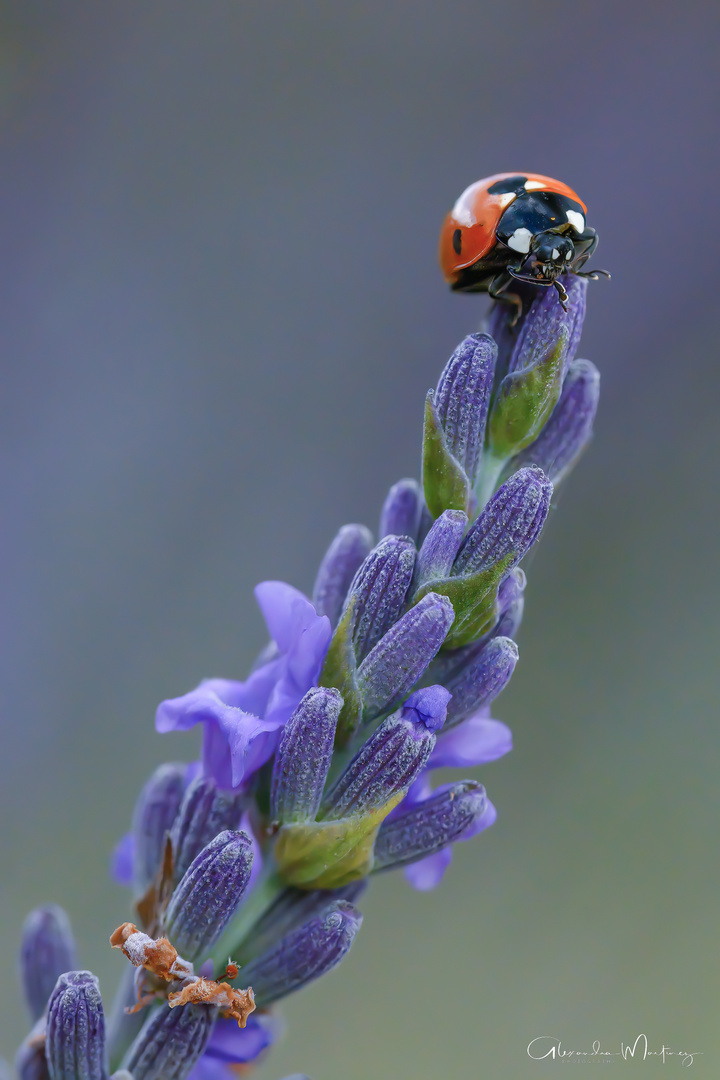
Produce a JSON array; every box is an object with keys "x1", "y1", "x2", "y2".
[
  {"x1": 168, "y1": 978, "x2": 255, "y2": 1028},
  {"x1": 110, "y1": 923, "x2": 252, "y2": 1024},
  {"x1": 109, "y1": 922, "x2": 193, "y2": 981}
]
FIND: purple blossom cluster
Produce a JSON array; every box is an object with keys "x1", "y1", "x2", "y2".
[{"x1": 11, "y1": 277, "x2": 599, "y2": 1080}]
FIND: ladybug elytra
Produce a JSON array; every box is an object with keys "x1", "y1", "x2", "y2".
[{"x1": 439, "y1": 172, "x2": 607, "y2": 314}]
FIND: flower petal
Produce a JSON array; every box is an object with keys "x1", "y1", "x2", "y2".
[
  {"x1": 156, "y1": 684, "x2": 277, "y2": 790},
  {"x1": 403, "y1": 847, "x2": 453, "y2": 890},
  {"x1": 428, "y1": 713, "x2": 512, "y2": 769},
  {"x1": 187, "y1": 1057, "x2": 228, "y2": 1080},
  {"x1": 188, "y1": 1014, "x2": 275, "y2": 1079},
  {"x1": 463, "y1": 796, "x2": 497, "y2": 839},
  {"x1": 222, "y1": 710, "x2": 285, "y2": 788},
  {"x1": 204, "y1": 1015, "x2": 272, "y2": 1063},
  {"x1": 255, "y1": 581, "x2": 319, "y2": 653}
]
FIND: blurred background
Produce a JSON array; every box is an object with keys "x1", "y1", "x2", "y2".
[{"x1": 2, "y1": 2, "x2": 719, "y2": 1076}]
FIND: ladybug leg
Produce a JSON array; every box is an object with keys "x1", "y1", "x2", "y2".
[
  {"x1": 553, "y1": 278, "x2": 569, "y2": 311},
  {"x1": 488, "y1": 271, "x2": 523, "y2": 326}
]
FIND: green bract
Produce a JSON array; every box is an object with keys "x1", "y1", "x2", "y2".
[
  {"x1": 274, "y1": 793, "x2": 404, "y2": 889},
  {"x1": 414, "y1": 556, "x2": 513, "y2": 649},
  {"x1": 319, "y1": 601, "x2": 362, "y2": 747},
  {"x1": 487, "y1": 327, "x2": 568, "y2": 461},
  {"x1": 422, "y1": 390, "x2": 471, "y2": 518}
]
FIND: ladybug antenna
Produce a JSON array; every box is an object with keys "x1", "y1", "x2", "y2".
[{"x1": 575, "y1": 268, "x2": 611, "y2": 281}]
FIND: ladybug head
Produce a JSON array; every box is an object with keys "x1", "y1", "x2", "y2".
[{"x1": 529, "y1": 230, "x2": 575, "y2": 278}]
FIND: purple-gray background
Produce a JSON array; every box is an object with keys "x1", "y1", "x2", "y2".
[{"x1": 2, "y1": 3, "x2": 719, "y2": 1076}]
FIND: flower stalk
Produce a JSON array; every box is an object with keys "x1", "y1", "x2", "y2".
[{"x1": 12, "y1": 274, "x2": 599, "y2": 1080}]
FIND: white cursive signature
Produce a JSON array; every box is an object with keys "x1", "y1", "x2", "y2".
[{"x1": 527, "y1": 1034, "x2": 703, "y2": 1067}]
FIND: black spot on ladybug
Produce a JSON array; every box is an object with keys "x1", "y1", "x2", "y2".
[
  {"x1": 452, "y1": 229, "x2": 462, "y2": 255},
  {"x1": 487, "y1": 175, "x2": 528, "y2": 196}
]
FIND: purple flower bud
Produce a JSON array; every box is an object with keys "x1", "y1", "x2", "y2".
[
  {"x1": 493, "y1": 567, "x2": 526, "y2": 639},
  {"x1": 124, "y1": 1003, "x2": 214, "y2": 1080},
  {"x1": 453, "y1": 467, "x2": 552, "y2": 577},
  {"x1": 241, "y1": 882, "x2": 366, "y2": 964},
  {"x1": 312, "y1": 524, "x2": 374, "y2": 627},
  {"x1": 20, "y1": 906, "x2": 77, "y2": 1021},
  {"x1": 444, "y1": 637, "x2": 518, "y2": 729},
  {"x1": 486, "y1": 298, "x2": 521, "y2": 379},
  {"x1": 239, "y1": 900, "x2": 362, "y2": 1006},
  {"x1": 169, "y1": 777, "x2": 245, "y2": 884},
  {"x1": 163, "y1": 830, "x2": 254, "y2": 961},
  {"x1": 15, "y1": 1019, "x2": 49, "y2": 1080},
  {"x1": 508, "y1": 276, "x2": 587, "y2": 376},
  {"x1": 434, "y1": 334, "x2": 497, "y2": 483},
  {"x1": 131, "y1": 763, "x2": 188, "y2": 892},
  {"x1": 379, "y1": 479, "x2": 423, "y2": 541},
  {"x1": 45, "y1": 971, "x2": 107, "y2": 1080},
  {"x1": 415, "y1": 509, "x2": 468, "y2": 588},
  {"x1": 402, "y1": 686, "x2": 451, "y2": 730},
  {"x1": 514, "y1": 358, "x2": 600, "y2": 483},
  {"x1": 343, "y1": 536, "x2": 416, "y2": 661},
  {"x1": 373, "y1": 780, "x2": 487, "y2": 871},
  {"x1": 270, "y1": 687, "x2": 343, "y2": 824},
  {"x1": 321, "y1": 699, "x2": 442, "y2": 820},
  {"x1": 357, "y1": 593, "x2": 454, "y2": 718}
]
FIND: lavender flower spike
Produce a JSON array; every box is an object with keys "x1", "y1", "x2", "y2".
[
  {"x1": 163, "y1": 830, "x2": 254, "y2": 961},
  {"x1": 20, "y1": 905, "x2": 77, "y2": 1021},
  {"x1": 45, "y1": 971, "x2": 108, "y2": 1080},
  {"x1": 379, "y1": 478, "x2": 423, "y2": 541},
  {"x1": 131, "y1": 763, "x2": 187, "y2": 892},
  {"x1": 123, "y1": 1004, "x2": 214, "y2": 1080},
  {"x1": 343, "y1": 535, "x2": 416, "y2": 661},
  {"x1": 270, "y1": 687, "x2": 343, "y2": 824},
  {"x1": 453, "y1": 466, "x2": 552, "y2": 577},
  {"x1": 312, "y1": 523, "x2": 374, "y2": 627},
  {"x1": 169, "y1": 777, "x2": 245, "y2": 884},
  {"x1": 373, "y1": 780, "x2": 487, "y2": 871},
  {"x1": 444, "y1": 636, "x2": 518, "y2": 729},
  {"x1": 514, "y1": 357, "x2": 600, "y2": 484},
  {"x1": 239, "y1": 900, "x2": 362, "y2": 1006},
  {"x1": 357, "y1": 592, "x2": 454, "y2": 719},
  {"x1": 321, "y1": 687, "x2": 449, "y2": 821}
]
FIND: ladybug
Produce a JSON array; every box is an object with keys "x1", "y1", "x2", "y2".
[{"x1": 439, "y1": 172, "x2": 607, "y2": 315}]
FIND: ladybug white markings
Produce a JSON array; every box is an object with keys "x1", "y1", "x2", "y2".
[
  {"x1": 566, "y1": 209, "x2": 585, "y2": 233},
  {"x1": 507, "y1": 228, "x2": 533, "y2": 254}
]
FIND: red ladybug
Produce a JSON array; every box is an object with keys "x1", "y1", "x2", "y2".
[{"x1": 439, "y1": 172, "x2": 606, "y2": 313}]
